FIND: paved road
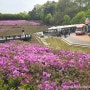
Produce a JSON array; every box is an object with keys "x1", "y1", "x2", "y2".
[{"x1": 62, "y1": 33, "x2": 90, "y2": 47}]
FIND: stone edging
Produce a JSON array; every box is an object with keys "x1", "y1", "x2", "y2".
[{"x1": 61, "y1": 37, "x2": 90, "y2": 48}]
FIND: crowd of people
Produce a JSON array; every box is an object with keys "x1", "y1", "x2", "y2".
[{"x1": 58, "y1": 29, "x2": 70, "y2": 38}]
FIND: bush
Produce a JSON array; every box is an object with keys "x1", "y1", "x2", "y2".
[{"x1": 0, "y1": 40, "x2": 90, "y2": 89}]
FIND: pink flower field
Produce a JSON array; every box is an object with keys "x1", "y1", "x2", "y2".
[
  {"x1": 0, "y1": 20, "x2": 41, "y2": 25},
  {"x1": 0, "y1": 40, "x2": 90, "y2": 89}
]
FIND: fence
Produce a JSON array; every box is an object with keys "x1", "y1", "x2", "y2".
[{"x1": 0, "y1": 34, "x2": 32, "y2": 43}]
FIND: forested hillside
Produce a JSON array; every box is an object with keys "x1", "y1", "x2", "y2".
[{"x1": 0, "y1": 0, "x2": 90, "y2": 25}]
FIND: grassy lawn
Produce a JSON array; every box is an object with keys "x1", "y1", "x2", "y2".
[
  {"x1": 45, "y1": 37, "x2": 90, "y2": 53},
  {"x1": 0, "y1": 24, "x2": 48, "y2": 36}
]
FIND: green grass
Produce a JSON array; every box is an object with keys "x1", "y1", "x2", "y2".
[
  {"x1": 0, "y1": 24, "x2": 48, "y2": 36},
  {"x1": 0, "y1": 24, "x2": 48, "y2": 44},
  {"x1": 45, "y1": 37, "x2": 90, "y2": 53}
]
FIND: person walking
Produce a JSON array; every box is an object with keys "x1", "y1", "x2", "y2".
[
  {"x1": 68, "y1": 30, "x2": 70, "y2": 36},
  {"x1": 22, "y1": 29, "x2": 25, "y2": 36},
  {"x1": 63, "y1": 30, "x2": 66, "y2": 38}
]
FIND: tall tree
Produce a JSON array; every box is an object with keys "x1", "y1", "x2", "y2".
[
  {"x1": 43, "y1": 1, "x2": 56, "y2": 15},
  {"x1": 63, "y1": 15, "x2": 71, "y2": 25},
  {"x1": 71, "y1": 11, "x2": 85, "y2": 24},
  {"x1": 45, "y1": 13, "x2": 54, "y2": 24}
]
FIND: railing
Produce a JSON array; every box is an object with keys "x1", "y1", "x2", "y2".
[{"x1": 0, "y1": 34, "x2": 32, "y2": 43}]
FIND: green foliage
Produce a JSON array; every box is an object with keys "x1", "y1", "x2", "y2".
[
  {"x1": 63, "y1": 15, "x2": 71, "y2": 25},
  {"x1": 86, "y1": 9, "x2": 90, "y2": 20},
  {"x1": 71, "y1": 11, "x2": 85, "y2": 24},
  {"x1": 37, "y1": 0, "x2": 90, "y2": 25},
  {"x1": 0, "y1": 13, "x2": 28, "y2": 20},
  {"x1": 45, "y1": 13, "x2": 54, "y2": 25},
  {"x1": 0, "y1": 84, "x2": 9, "y2": 90},
  {"x1": 0, "y1": 62, "x2": 89, "y2": 89},
  {"x1": 0, "y1": 0, "x2": 90, "y2": 25},
  {"x1": 17, "y1": 13, "x2": 27, "y2": 19},
  {"x1": 19, "y1": 84, "x2": 36, "y2": 90},
  {"x1": 53, "y1": 12, "x2": 64, "y2": 25},
  {"x1": 0, "y1": 78, "x2": 36, "y2": 90},
  {"x1": 8, "y1": 78, "x2": 21, "y2": 89},
  {"x1": 43, "y1": 1, "x2": 56, "y2": 15},
  {"x1": 28, "y1": 5, "x2": 41, "y2": 20}
]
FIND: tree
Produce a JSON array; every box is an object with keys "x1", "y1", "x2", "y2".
[
  {"x1": 63, "y1": 15, "x2": 71, "y2": 25},
  {"x1": 42, "y1": 1, "x2": 56, "y2": 15},
  {"x1": 45, "y1": 13, "x2": 54, "y2": 25},
  {"x1": 53, "y1": 12, "x2": 64, "y2": 25},
  {"x1": 28, "y1": 4, "x2": 42, "y2": 20},
  {"x1": 71, "y1": 11, "x2": 85, "y2": 24},
  {"x1": 17, "y1": 13, "x2": 28, "y2": 20},
  {"x1": 39, "y1": 1, "x2": 56, "y2": 24},
  {"x1": 86, "y1": 9, "x2": 90, "y2": 19},
  {"x1": 72, "y1": 0, "x2": 90, "y2": 11}
]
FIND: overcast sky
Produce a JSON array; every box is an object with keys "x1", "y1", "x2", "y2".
[{"x1": 0, "y1": 0, "x2": 58, "y2": 14}]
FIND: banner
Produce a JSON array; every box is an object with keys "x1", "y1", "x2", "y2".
[{"x1": 85, "y1": 18, "x2": 89, "y2": 25}]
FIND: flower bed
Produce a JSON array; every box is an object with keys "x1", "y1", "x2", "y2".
[
  {"x1": 0, "y1": 40, "x2": 90, "y2": 89},
  {"x1": 0, "y1": 20, "x2": 28, "y2": 25},
  {"x1": 0, "y1": 20, "x2": 41, "y2": 26}
]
